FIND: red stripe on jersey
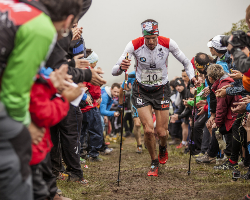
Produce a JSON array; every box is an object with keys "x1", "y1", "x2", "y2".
[
  {"x1": 0, "y1": 2, "x2": 42, "y2": 26},
  {"x1": 158, "y1": 36, "x2": 170, "y2": 49},
  {"x1": 132, "y1": 37, "x2": 144, "y2": 50}
]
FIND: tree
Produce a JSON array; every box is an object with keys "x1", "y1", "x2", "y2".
[{"x1": 224, "y1": 19, "x2": 249, "y2": 35}]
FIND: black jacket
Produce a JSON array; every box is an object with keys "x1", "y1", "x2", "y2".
[{"x1": 175, "y1": 87, "x2": 193, "y2": 119}]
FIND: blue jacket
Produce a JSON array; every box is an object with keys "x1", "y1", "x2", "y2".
[
  {"x1": 121, "y1": 71, "x2": 136, "y2": 89},
  {"x1": 100, "y1": 86, "x2": 115, "y2": 117}
]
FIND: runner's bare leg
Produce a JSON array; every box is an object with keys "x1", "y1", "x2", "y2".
[
  {"x1": 137, "y1": 105, "x2": 156, "y2": 160},
  {"x1": 155, "y1": 109, "x2": 169, "y2": 146},
  {"x1": 133, "y1": 117, "x2": 142, "y2": 146}
]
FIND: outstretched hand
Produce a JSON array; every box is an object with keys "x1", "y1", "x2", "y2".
[{"x1": 90, "y1": 68, "x2": 107, "y2": 86}]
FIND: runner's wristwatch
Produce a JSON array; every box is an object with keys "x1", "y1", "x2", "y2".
[{"x1": 120, "y1": 65, "x2": 126, "y2": 72}]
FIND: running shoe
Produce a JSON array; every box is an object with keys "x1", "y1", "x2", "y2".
[
  {"x1": 104, "y1": 148, "x2": 113, "y2": 155},
  {"x1": 136, "y1": 147, "x2": 142, "y2": 154},
  {"x1": 176, "y1": 143, "x2": 186, "y2": 149},
  {"x1": 57, "y1": 172, "x2": 67, "y2": 180},
  {"x1": 245, "y1": 194, "x2": 250, "y2": 200},
  {"x1": 196, "y1": 152, "x2": 216, "y2": 164},
  {"x1": 193, "y1": 152, "x2": 204, "y2": 158},
  {"x1": 147, "y1": 164, "x2": 159, "y2": 177},
  {"x1": 213, "y1": 160, "x2": 238, "y2": 170},
  {"x1": 158, "y1": 145, "x2": 168, "y2": 164}
]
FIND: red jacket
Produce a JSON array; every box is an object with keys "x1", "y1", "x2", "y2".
[
  {"x1": 211, "y1": 75, "x2": 240, "y2": 131},
  {"x1": 80, "y1": 82, "x2": 101, "y2": 113},
  {"x1": 29, "y1": 76, "x2": 69, "y2": 165}
]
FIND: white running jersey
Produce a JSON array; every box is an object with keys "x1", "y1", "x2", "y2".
[{"x1": 112, "y1": 36, "x2": 195, "y2": 86}]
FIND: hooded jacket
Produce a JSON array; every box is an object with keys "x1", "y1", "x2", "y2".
[
  {"x1": 211, "y1": 74, "x2": 240, "y2": 131},
  {"x1": 100, "y1": 86, "x2": 115, "y2": 117},
  {"x1": 29, "y1": 75, "x2": 69, "y2": 165},
  {"x1": 0, "y1": 0, "x2": 56, "y2": 125}
]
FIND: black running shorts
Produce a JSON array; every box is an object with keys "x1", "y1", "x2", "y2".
[{"x1": 132, "y1": 80, "x2": 171, "y2": 110}]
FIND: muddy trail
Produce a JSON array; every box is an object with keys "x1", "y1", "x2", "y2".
[{"x1": 58, "y1": 137, "x2": 250, "y2": 200}]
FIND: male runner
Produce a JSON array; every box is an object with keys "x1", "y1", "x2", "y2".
[
  {"x1": 112, "y1": 19, "x2": 196, "y2": 176},
  {"x1": 119, "y1": 70, "x2": 143, "y2": 153}
]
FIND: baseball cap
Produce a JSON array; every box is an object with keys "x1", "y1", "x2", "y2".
[{"x1": 207, "y1": 35, "x2": 227, "y2": 51}]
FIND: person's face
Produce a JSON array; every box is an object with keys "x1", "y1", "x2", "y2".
[
  {"x1": 144, "y1": 35, "x2": 158, "y2": 50},
  {"x1": 111, "y1": 87, "x2": 120, "y2": 98},
  {"x1": 175, "y1": 85, "x2": 184, "y2": 93},
  {"x1": 198, "y1": 76, "x2": 205, "y2": 84},
  {"x1": 197, "y1": 68, "x2": 205, "y2": 73},
  {"x1": 208, "y1": 75, "x2": 215, "y2": 84},
  {"x1": 209, "y1": 47, "x2": 216, "y2": 56},
  {"x1": 90, "y1": 62, "x2": 97, "y2": 69},
  {"x1": 181, "y1": 71, "x2": 189, "y2": 83}
]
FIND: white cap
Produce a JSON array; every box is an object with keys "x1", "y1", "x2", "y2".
[{"x1": 207, "y1": 35, "x2": 227, "y2": 51}]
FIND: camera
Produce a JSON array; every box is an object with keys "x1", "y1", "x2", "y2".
[
  {"x1": 232, "y1": 170, "x2": 241, "y2": 181},
  {"x1": 220, "y1": 30, "x2": 250, "y2": 49}
]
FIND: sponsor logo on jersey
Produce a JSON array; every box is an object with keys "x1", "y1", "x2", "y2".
[
  {"x1": 140, "y1": 57, "x2": 146, "y2": 62},
  {"x1": 137, "y1": 98, "x2": 143, "y2": 105},
  {"x1": 161, "y1": 100, "x2": 169, "y2": 104},
  {"x1": 161, "y1": 104, "x2": 169, "y2": 108},
  {"x1": 157, "y1": 50, "x2": 164, "y2": 59}
]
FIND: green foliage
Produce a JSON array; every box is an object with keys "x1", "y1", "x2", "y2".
[{"x1": 224, "y1": 19, "x2": 249, "y2": 35}]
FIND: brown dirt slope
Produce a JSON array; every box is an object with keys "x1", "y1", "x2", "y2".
[{"x1": 58, "y1": 137, "x2": 250, "y2": 200}]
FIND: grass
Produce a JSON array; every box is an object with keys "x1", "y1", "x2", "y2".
[{"x1": 57, "y1": 137, "x2": 250, "y2": 200}]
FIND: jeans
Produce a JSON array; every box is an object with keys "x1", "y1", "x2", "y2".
[{"x1": 80, "y1": 107, "x2": 103, "y2": 158}]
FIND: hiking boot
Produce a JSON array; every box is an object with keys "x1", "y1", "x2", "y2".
[
  {"x1": 215, "y1": 155, "x2": 227, "y2": 165},
  {"x1": 169, "y1": 138, "x2": 180, "y2": 145},
  {"x1": 193, "y1": 152, "x2": 204, "y2": 158},
  {"x1": 158, "y1": 145, "x2": 168, "y2": 164},
  {"x1": 89, "y1": 157, "x2": 103, "y2": 162},
  {"x1": 147, "y1": 162, "x2": 159, "y2": 177},
  {"x1": 136, "y1": 147, "x2": 142, "y2": 154},
  {"x1": 213, "y1": 160, "x2": 238, "y2": 170},
  {"x1": 196, "y1": 152, "x2": 216, "y2": 164}
]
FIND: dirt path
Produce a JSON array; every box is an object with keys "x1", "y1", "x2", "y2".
[{"x1": 58, "y1": 137, "x2": 250, "y2": 200}]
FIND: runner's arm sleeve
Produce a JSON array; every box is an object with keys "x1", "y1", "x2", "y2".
[
  {"x1": 112, "y1": 41, "x2": 134, "y2": 76},
  {"x1": 169, "y1": 39, "x2": 194, "y2": 80}
]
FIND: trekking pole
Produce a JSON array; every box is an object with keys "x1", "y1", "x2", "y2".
[
  {"x1": 187, "y1": 71, "x2": 198, "y2": 176},
  {"x1": 117, "y1": 53, "x2": 129, "y2": 186}
]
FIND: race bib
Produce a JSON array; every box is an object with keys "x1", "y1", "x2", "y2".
[{"x1": 141, "y1": 69, "x2": 162, "y2": 85}]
